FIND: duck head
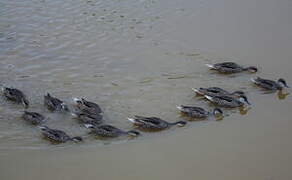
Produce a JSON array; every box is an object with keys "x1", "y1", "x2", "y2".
[
  {"x1": 61, "y1": 103, "x2": 69, "y2": 112},
  {"x1": 245, "y1": 66, "x2": 258, "y2": 73},
  {"x1": 73, "y1": 97, "x2": 84, "y2": 105},
  {"x1": 278, "y1": 78, "x2": 289, "y2": 88},
  {"x1": 238, "y1": 95, "x2": 251, "y2": 105},
  {"x1": 213, "y1": 108, "x2": 223, "y2": 116},
  {"x1": 232, "y1": 90, "x2": 245, "y2": 96}
]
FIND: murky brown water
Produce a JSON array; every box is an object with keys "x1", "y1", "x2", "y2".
[{"x1": 1, "y1": 0, "x2": 292, "y2": 179}]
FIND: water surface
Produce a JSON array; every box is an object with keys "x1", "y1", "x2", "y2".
[{"x1": 0, "y1": 0, "x2": 292, "y2": 179}]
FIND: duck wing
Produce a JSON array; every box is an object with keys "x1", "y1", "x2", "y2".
[
  {"x1": 133, "y1": 116, "x2": 163, "y2": 125},
  {"x1": 42, "y1": 128, "x2": 70, "y2": 142},
  {"x1": 215, "y1": 95, "x2": 236, "y2": 102},
  {"x1": 257, "y1": 78, "x2": 279, "y2": 90},
  {"x1": 206, "y1": 87, "x2": 230, "y2": 95},
  {"x1": 99, "y1": 125, "x2": 121, "y2": 132},
  {"x1": 81, "y1": 99, "x2": 102, "y2": 113},
  {"x1": 217, "y1": 62, "x2": 241, "y2": 68},
  {"x1": 178, "y1": 106, "x2": 206, "y2": 114}
]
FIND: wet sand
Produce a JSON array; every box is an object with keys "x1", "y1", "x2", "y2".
[{"x1": 0, "y1": 0, "x2": 292, "y2": 179}]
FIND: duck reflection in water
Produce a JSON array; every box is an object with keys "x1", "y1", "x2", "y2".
[
  {"x1": 239, "y1": 106, "x2": 251, "y2": 115},
  {"x1": 277, "y1": 90, "x2": 290, "y2": 100}
]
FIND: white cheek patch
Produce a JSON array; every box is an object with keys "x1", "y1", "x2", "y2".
[{"x1": 239, "y1": 97, "x2": 245, "y2": 103}]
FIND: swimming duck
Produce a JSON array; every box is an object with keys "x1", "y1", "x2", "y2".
[
  {"x1": 204, "y1": 94, "x2": 250, "y2": 108},
  {"x1": 22, "y1": 111, "x2": 46, "y2": 125},
  {"x1": 177, "y1": 105, "x2": 223, "y2": 118},
  {"x1": 251, "y1": 77, "x2": 289, "y2": 91},
  {"x1": 44, "y1": 93, "x2": 69, "y2": 112},
  {"x1": 1, "y1": 87, "x2": 29, "y2": 108},
  {"x1": 206, "y1": 62, "x2": 258, "y2": 74},
  {"x1": 85, "y1": 124, "x2": 140, "y2": 138},
  {"x1": 192, "y1": 87, "x2": 245, "y2": 97},
  {"x1": 72, "y1": 111, "x2": 103, "y2": 126},
  {"x1": 73, "y1": 98, "x2": 102, "y2": 115},
  {"x1": 127, "y1": 115, "x2": 187, "y2": 130},
  {"x1": 39, "y1": 126, "x2": 82, "y2": 143}
]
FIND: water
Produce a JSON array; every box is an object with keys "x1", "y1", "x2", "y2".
[{"x1": 0, "y1": 0, "x2": 292, "y2": 179}]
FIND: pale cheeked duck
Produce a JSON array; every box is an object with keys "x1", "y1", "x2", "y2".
[
  {"x1": 251, "y1": 77, "x2": 289, "y2": 91},
  {"x1": 22, "y1": 111, "x2": 46, "y2": 125},
  {"x1": 44, "y1": 93, "x2": 69, "y2": 112},
  {"x1": 128, "y1": 115, "x2": 187, "y2": 131},
  {"x1": 192, "y1": 87, "x2": 245, "y2": 97},
  {"x1": 85, "y1": 124, "x2": 140, "y2": 138},
  {"x1": 204, "y1": 94, "x2": 250, "y2": 108},
  {"x1": 206, "y1": 62, "x2": 258, "y2": 74},
  {"x1": 1, "y1": 87, "x2": 29, "y2": 108},
  {"x1": 39, "y1": 126, "x2": 82, "y2": 143},
  {"x1": 73, "y1": 98, "x2": 102, "y2": 115},
  {"x1": 177, "y1": 105, "x2": 223, "y2": 118}
]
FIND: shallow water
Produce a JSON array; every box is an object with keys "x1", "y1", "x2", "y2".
[{"x1": 1, "y1": 0, "x2": 292, "y2": 179}]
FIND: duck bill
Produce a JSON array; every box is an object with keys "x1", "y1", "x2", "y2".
[{"x1": 246, "y1": 100, "x2": 251, "y2": 105}]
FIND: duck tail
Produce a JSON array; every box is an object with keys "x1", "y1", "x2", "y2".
[
  {"x1": 0, "y1": 84, "x2": 5, "y2": 92},
  {"x1": 37, "y1": 125, "x2": 48, "y2": 130},
  {"x1": 251, "y1": 77, "x2": 260, "y2": 83},
  {"x1": 127, "y1": 117, "x2": 136, "y2": 123},
  {"x1": 204, "y1": 95, "x2": 214, "y2": 101},
  {"x1": 205, "y1": 64, "x2": 215, "y2": 69},
  {"x1": 84, "y1": 124, "x2": 94, "y2": 129},
  {"x1": 192, "y1": 88, "x2": 204, "y2": 95},
  {"x1": 71, "y1": 112, "x2": 78, "y2": 118},
  {"x1": 176, "y1": 105, "x2": 184, "y2": 111}
]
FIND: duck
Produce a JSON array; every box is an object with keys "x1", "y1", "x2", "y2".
[
  {"x1": 22, "y1": 111, "x2": 46, "y2": 125},
  {"x1": 71, "y1": 111, "x2": 103, "y2": 126},
  {"x1": 204, "y1": 94, "x2": 250, "y2": 108},
  {"x1": 44, "y1": 93, "x2": 69, "y2": 112},
  {"x1": 39, "y1": 126, "x2": 83, "y2": 143},
  {"x1": 206, "y1": 62, "x2": 258, "y2": 74},
  {"x1": 192, "y1": 87, "x2": 245, "y2": 97},
  {"x1": 251, "y1": 77, "x2": 289, "y2": 91},
  {"x1": 177, "y1": 105, "x2": 223, "y2": 118},
  {"x1": 85, "y1": 124, "x2": 140, "y2": 138},
  {"x1": 127, "y1": 115, "x2": 187, "y2": 130},
  {"x1": 73, "y1": 98, "x2": 102, "y2": 115},
  {"x1": 1, "y1": 87, "x2": 29, "y2": 108}
]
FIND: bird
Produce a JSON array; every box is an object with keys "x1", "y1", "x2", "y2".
[
  {"x1": 192, "y1": 87, "x2": 245, "y2": 97},
  {"x1": 204, "y1": 94, "x2": 250, "y2": 108},
  {"x1": 73, "y1": 98, "x2": 102, "y2": 115},
  {"x1": 71, "y1": 111, "x2": 103, "y2": 126},
  {"x1": 22, "y1": 111, "x2": 46, "y2": 125},
  {"x1": 127, "y1": 115, "x2": 187, "y2": 131},
  {"x1": 206, "y1": 62, "x2": 258, "y2": 74},
  {"x1": 251, "y1": 77, "x2": 289, "y2": 91},
  {"x1": 44, "y1": 93, "x2": 69, "y2": 112},
  {"x1": 177, "y1": 105, "x2": 223, "y2": 118},
  {"x1": 39, "y1": 126, "x2": 82, "y2": 143},
  {"x1": 85, "y1": 124, "x2": 140, "y2": 138},
  {"x1": 1, "y1": 87, "x2": 29, "y2": 108}
]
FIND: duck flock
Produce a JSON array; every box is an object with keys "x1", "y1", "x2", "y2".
[{"x1": 0, "y1": 62, "x2": 289, "y2": 144}]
